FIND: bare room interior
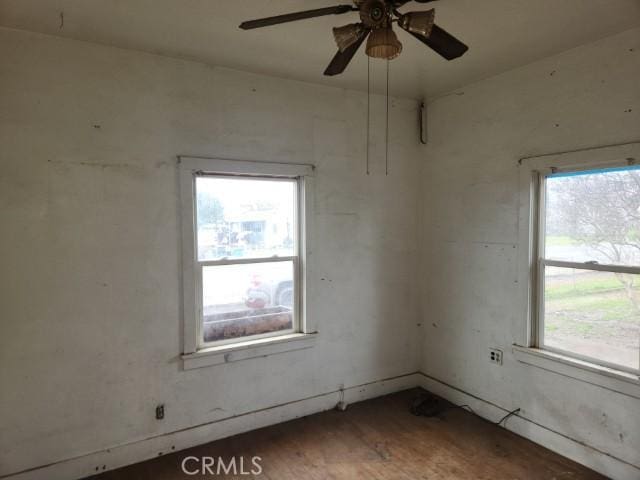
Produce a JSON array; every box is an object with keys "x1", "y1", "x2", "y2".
[{"x1": 0, "y1": 1, "x2": 639, "y2": 479}]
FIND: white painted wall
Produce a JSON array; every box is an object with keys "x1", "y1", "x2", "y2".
[
  {"x1": 0, "y1": 27, "x2": 423, "y2": 478},
  {"x1": 420, "y1": 27, "x2": 640, "y2": 477},
  {"x1": 3, "y1": 20, "x2": 638, "y2": 480}
]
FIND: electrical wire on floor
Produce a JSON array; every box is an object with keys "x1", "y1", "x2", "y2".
[
  {"x1": 410, "y1": 393, "x2": 521, "y2": 427},
  {"x1": 494, "y1": 407, "x2": 521, "y2": 426}
]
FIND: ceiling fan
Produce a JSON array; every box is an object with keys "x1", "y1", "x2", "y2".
[{"x1": 239, "y1": 0, "x2": 468, "y2": 76}]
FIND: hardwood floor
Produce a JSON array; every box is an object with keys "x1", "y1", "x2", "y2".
[{"x1": 89, "y1": 389, "x2": 605, "y2": 479}]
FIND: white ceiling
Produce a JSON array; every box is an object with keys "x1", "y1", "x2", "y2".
[{"x1": 1, "y1": 0, "x2": 639, "y2": 99}]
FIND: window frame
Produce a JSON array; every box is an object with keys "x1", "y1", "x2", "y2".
[
  {"x1": 534, "y1": 167, "x2": 640, "y2": 375},
  {"x1": 195, "y1": 174, "x2": 300, "y2": 349},
  {"x1": 517, "y1": 142, "x2": 640, "y2": 381},
  {"x1": 179, "y1": 156, "x2": 315, "y2": 364}
]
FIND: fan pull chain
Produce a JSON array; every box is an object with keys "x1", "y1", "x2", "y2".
[
  {"x1": 366, "y1": 56, "x2": 370, "y2": 176},
  {"x1": 385, "y1": 59, "x2": 389, "y2": 176}
]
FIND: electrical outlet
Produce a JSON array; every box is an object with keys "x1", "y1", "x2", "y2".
[
  {"x1": 155, "y1": 404, "x2": 165, "y2": 420},
  {"x1": 489, "y1": 348, "x2": 503, "y2": 365}
]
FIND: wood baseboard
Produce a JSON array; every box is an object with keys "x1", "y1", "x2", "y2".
[
  {"x1": 2, "y1": 373, "x2": 421, "y2": 480},
  {"x1": 417, "y1": 372, "x2": 640, "y2": 480},
  {"x1": 7, "y1": 371, "x2": 636, "y2": 480}
]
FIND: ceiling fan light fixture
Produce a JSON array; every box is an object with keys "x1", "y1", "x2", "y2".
[
  {"x1": 365, "y1": 25, "x2": 402, "y2": 60},
  {"x1": 239, "y1": 2, "x2": 469, "y2": 76},
  {"x1": 398, "y1": 9, "x2": 435, "y2": 37},
  {"x1": 333, "y1": 23, "x2": 366, "y2": 52}
]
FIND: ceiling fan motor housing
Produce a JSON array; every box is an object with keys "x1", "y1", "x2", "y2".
[{"x1": 359, "y1": 0, "x2": 390, "y2": 28}]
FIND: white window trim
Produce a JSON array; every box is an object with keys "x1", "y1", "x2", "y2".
[
  {"x1": 178, "y1": 156, "x2": 317, "y2": 370},
  {"x1": 512, "y1": 346, "x2": 640, "y2": 400},
  {"x1": 516, "y1": 141, "x2": 640, "y2": 391}
]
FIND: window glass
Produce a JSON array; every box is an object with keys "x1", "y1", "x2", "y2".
[
  {"x1": 541, "y1": 165, "x2": 640, "y2": 371},
  {"x1": 195, "y1": 174, "x2": 299, "y2": 345},
  {"x1": 202, "y1": 261, "x2": 294, "y2": 343},
  {"x1": 196, "y1": 177, "x2": 296, "y2": 261},
  {"x1": 544, "y1": 267, "x2": 639, "y2": 370},
  {"x1": 545, "y1": 167, "x2": 640, "y2": 266}
]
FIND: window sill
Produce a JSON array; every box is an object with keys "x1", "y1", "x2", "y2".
[
  {"x1": 182, "y1": 333, "x2": 317, "y2": 370},
  {"x1": 512, "y1": 345, "x2": 640, "y2": 399}
]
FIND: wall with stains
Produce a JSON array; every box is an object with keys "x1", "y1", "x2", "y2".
[
  {"x1": 0, "y1": 27, "x2": 423, "y2": 477},
  {"x1": 420, "y1": 27, "x2": 640, "y2": 476}
]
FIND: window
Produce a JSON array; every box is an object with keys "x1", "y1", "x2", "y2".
[
  {"x1": 179, "y1": 157, "x2": 314, "y2": 363},
  {"x1": 197, "y1": 176, "x2": 297, "y2": 345},
  {"x1": 531, "y1": 155, "x2": 640, "y2": 375}
]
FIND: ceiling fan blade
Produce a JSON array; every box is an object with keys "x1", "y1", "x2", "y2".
[
  {"x1": 408, "y1": 24, "x2": 468, "y2": 60},
  {"x1": 324, "y1": 29, "x2": 369, "y2": 76},
  {"x1": 240, "y1": 5, "x2": 354, "y2": 30}
]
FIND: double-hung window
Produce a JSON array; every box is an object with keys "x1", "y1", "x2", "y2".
[
  {"x1": 179, "y1": 157, "x2": 314, "y2": 367},
  {"x1": 523, "y1": 145, "x2": 640, "y2": 376}
]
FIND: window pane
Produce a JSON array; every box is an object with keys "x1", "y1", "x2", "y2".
[
  {"x1": 202, "y1": 261, "x2": 294, "y2": 343},
  {"x1": 545, "y1": 167, "x2": 640, "y2": 266},
  {"x1": 544, "y1": 266, "x2": 640, "y2": 370},
  {"x1": 196, "y1": 176, "x2": 296, "y2": 261}
]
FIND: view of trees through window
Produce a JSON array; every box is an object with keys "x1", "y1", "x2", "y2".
[{"x1": 543, "y1": 166, "x2": 640, "y2": 370}]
